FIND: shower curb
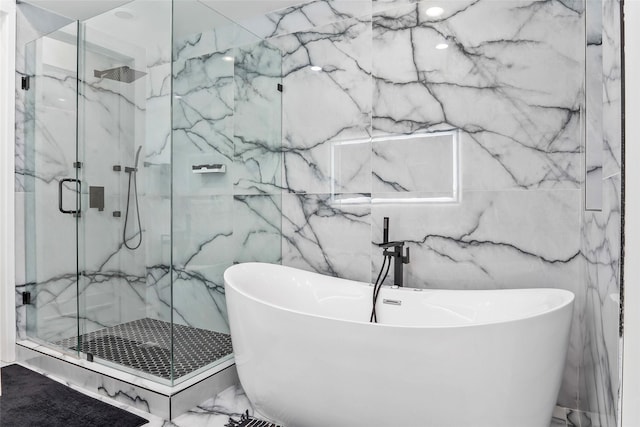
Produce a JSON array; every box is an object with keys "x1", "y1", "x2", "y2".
[{"x1": 15, "y1": 341, "x2": 238, "y2": 420}]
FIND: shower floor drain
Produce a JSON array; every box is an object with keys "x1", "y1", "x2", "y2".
[
  {"x1": 226, "y1": 411, "x2": 281, "y2": 427},
  {"x1": 56, "y1": 318, "x2": 233, "y2": 380},
  {"x1": 138, "y1": 341, "x2": 161, "y2": 349}
]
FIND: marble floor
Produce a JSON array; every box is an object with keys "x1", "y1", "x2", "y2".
[
  {"x1": 164, "y1": 398, "x2": 573, "y2": 427},
  {"x1": 113, "y1": 385, "x2": 583, "y2": 427},
  {"x1": 9, "y1": 364, "x2": 589, "y2": 427}
]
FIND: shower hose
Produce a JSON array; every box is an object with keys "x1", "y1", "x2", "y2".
[{"x1": 123, "y1": 146, "x2": 142, "y2": 250}]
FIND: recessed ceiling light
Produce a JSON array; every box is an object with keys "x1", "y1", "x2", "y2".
[
  {"x1": 58, "y1": 98, "x2": 66, "y2": 102},
  {"x1": 114, "y1": 10, "x2": 134, "y2": 20},
  {"x1": 435, "y1": 43, "x2": 449, "y2": 50},
  {"x1": 426, "y1": 6, "x2": 444, "y2": 17},
  {"x1": 310, "y1": 65, "x2": 322, "y2": 71},
  {"x1": 222, "y1": 56, "x2": 234, "y2": 62}
]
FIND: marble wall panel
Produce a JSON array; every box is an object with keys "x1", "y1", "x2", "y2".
[
  {"x1": 172, "y1": 195, "x2": 234, "y2": 269},
  {"x1": 372, "y1": 0, "x2": 584, "y2": 190},
  {"x1": 273, "y1": 16, "x2": 372, "y2": 194},
  {"x1": 370, "y1": 190, "x2": 582, "y2": 290},
  {"x1": 602, "y1": 0, "x2": 621, "y2": 178},
  {"x1": 169, "y1": 193, "x2": 233, "y2": 331},
  {"x1": 281, "y1": 193, "x2": 371, "y2": 282},
  {"x1": 581, "y1": 175, "x2": 621, "y2": 423},
  {"x1": 240, "y1": 0, "x2": 371, "y2": 39},
  {"x1": 233, "y1": 42, "x2": 282, "y2": 195},
  {"x1": 173, "y1": 15, "x2": 261, "y2": 63},
  {"x1": 579, "y1": 0, "x2": 622, "y2": 424},
  {"x1": 233, "y1": 195, "x2": 282, "y2": 265},
  {"x1": 172, "y1": 52, "x2": 235, "y2": 197},
  {"x1": 171, "y1": 266, "x2": 229, "y2": 333},
  {"x1": 165, "y1": 32, "x2": 285, "y2": 333},
  {"x1": 144, "y1": 64, "x2": 172, "y2": 166}
]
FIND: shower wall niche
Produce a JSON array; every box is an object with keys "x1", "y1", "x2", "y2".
[{"x1": 16, "y1": 0, "x2": 282, "y2": 386}]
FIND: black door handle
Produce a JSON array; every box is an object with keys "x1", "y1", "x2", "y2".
[{"x1": 58, "y1": 178, "x2": 81, "y2": 215}]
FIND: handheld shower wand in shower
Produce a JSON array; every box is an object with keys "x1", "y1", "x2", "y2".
[{"x1": 123, "y1": 146, "x2": 142, "y2": 250}]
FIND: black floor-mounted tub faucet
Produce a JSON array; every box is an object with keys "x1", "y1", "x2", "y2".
[{"x1": 376, "y1": 217, "x2": 410, "y2": 287}]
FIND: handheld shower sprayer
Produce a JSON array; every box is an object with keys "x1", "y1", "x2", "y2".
[
  {"x1": 383, "y1": 217, "x2": 389, "y2": 244},
  {"x1": 123, "y1": 145, "x2": 143, "y2": 250},
  {"x1": 134, "y1": 145, "x2": 142, "y2": 169}
]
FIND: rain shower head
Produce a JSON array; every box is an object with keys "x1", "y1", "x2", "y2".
[{"x1": 94, "y1": 65, "x2": 147, "y2": 83}]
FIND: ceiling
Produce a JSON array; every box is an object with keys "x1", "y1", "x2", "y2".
[
  {"x1": 21, "y1": 0, "x2": 307, "y2": 22},
  {"x1": 21, "y1": 0, "x2": 308, "y2": 55}
]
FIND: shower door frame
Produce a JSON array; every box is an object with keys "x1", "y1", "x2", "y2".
[
  {"x1": 0, "y1": 0, "x2": 17, "y2": 366},
  {"x1": 22, "y1": 21, "x2": 83, "y2": 357}
]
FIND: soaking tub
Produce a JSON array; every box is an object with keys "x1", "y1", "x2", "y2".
[{"x1": 224, "y1": 262, "x2": 574, "y2": 427}]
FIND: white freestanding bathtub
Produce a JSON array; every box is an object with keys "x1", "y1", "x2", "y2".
[{"x1": 224, "y1": 262, "x2": 574, "y2": 427}]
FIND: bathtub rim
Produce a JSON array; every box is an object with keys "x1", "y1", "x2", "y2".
[{"x1": 224, "y1": 262, "x2": 575, "y2": 329}]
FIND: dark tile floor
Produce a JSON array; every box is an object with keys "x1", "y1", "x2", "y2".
[{"x1": 57, "y1": 318, "x2": 233, "y2": 380}]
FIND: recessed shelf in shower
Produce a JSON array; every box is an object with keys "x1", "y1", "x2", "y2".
[{"x1": 192, "y1": 164, "x2": 226, "y2": 174}]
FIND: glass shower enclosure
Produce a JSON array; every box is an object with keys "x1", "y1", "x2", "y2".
[{"x1": 21, "y1": 0, "x2": 282, "y2": 386}]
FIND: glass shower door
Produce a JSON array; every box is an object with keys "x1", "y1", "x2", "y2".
[
  {"x1": 73, "y1": 0, "x2": 174, "y2": 383},
  {"x1": 23, "y1": 22, "x2": 81, "y2": 352}
]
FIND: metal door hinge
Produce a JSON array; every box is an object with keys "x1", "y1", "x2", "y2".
[
  {"x1": 73, "y1": 161, "x2": 82, "y2": 169},
  {"x1": 22, "y1": 291, "x2": 31, "y2": 305},
  {"x1": 277, "y1": 83, "x2": 283, "y2": 92},
  {"x1": 21, "y1": 76, "x2": 30, "y2": 90}
]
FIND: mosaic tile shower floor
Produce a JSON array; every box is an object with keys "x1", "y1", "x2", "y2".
[{"x1": 56, "y1": 318, "x2": 233, "y2": 380}]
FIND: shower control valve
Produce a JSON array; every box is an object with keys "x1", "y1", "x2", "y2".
[{"x1": 375, "y1": 217, "x2": 410, "y2": 287}]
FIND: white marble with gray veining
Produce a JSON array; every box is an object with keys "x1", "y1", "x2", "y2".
[
  {"x1": 233, "y1": 42, "x2": 283, "y2": 195},
  {"x1": 579, "y1": 1, "x2": 622, "y2": 425},
  {"x1": 282, "y1": 193, "x2": 371, "y2": 282},
  {"x1": 239, "y1": 0, "x2": 371, "y2": 40},
  {"x1": 272, "y1": 15, "x2": 372, "y2": 194},
  {"x1": 602, "y1": 0, "x2": 621, "y2": 178},
  {"x1": 372, "y1": 0, "x2": 584, "y2": 191},
  {"x1": 13, "y1": 1, "x2": 623, "y2": 424}
]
